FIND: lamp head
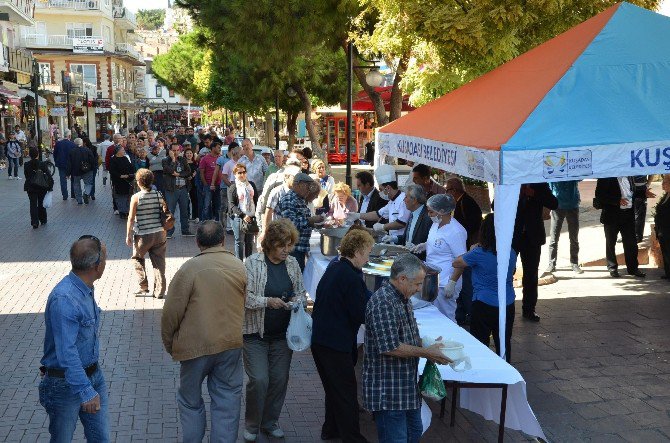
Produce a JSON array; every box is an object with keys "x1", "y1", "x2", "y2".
[{"x1": 365, "y1": 68, "x2": 384, "y2": 87}]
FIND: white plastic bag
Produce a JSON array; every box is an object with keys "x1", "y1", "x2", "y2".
[
  {"x1": 43, "y1": 191, "x2": 53, "y2": 209},
  {"x1": 286, "y1": 300, "x2": 312, "y2": 352}
]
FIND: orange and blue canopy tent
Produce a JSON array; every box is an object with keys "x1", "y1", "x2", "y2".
[{"x1": 376, "y1": 3, "x2": 670, "y2": 359}]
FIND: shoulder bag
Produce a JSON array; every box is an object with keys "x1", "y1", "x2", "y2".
[
  {"x1": 28, "y1": 163, "x2": 51, "y2": 190},
  {"x1": 156, "y1": 191, "x2": 175, "y2": 231}
]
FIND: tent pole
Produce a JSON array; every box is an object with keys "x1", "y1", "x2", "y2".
[{"x1": 493, "y1": 183, "x2": 520, "y2": 360}]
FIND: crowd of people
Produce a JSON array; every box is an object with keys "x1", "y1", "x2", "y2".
[{"x1": 27, "y1": 122, "x2": 669, "y2": 442}]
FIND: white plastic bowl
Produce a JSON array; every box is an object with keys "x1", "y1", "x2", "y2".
[{"x1": 441, "y1": 341, "x2": 465, "y2": 360}]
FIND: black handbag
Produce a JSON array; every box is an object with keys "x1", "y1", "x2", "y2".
[
  {"x1": 241, "y1": 216, "x2": 259, "y2": 234},
  {"x1": 29, "y1": 165, "x2": 50, "y2": 190}
]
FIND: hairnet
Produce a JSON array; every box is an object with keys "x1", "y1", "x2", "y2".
[{"x1": 426, "y1": 193, "x2": 456, "y2": 215}]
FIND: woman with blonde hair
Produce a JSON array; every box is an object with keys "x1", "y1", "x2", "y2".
[
  {"x1": 311, "y1": 228, "x2": 374, "y2": 442},
  {"x1": 312, "y1": 159, "x2": 334, "y2": 197},
  {"x1": 242, "y1": 219, "x2": 306, "y2": 441},
  {"x1": 328, "y1": 182, "x2": 359, "y2": 221}
]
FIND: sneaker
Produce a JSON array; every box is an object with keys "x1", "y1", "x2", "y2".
[
  {"x1": 114, "y1": 210, "x2": 119, "y2": 215},
  {"x1": 90, "y1": 195, "x2": 95, "y2": 201},
  {"x1": 182, "y1": 231, "x2": 195, "y2": 237},
  {"x1": 132, "y1": 290, "x2": 150, "y2": 297},
  {"x1": 7, "y1": 176, "x2": 12, "y2": 180},
  {"x1": 83, "y1": 194, "x2": 89, "y2": 204},
  {"x1": 263, "y1": 425, "x2": 284, "y2": 439},
  {"x1": 15, "y1": 176, "x2": 22, "y2": 180},
  {"x1": 153, "y1": 293, "x2": 165, "y2": 299},
  {"x1": 243, "y1": 431, "x2": 257, "y2": 442},
  {"x1": 540, "y1": 265, "x2": 555, "y2": 277},
  {"x1": 571, "y1": 263, "x2": 584, "y2": 274},
  {"x1": 167, "y1": 234, "x2": 173, "y2": 239}
]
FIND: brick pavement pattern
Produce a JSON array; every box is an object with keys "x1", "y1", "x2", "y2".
[{"x1": 0, "y1": 172, "x2": 669, "y2": 442}]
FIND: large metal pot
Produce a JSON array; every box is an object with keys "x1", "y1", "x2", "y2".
[
  {"x1": 419, "y1": 263, "x2": 440, "y2": 302},
  {"x1": 319, "y1": 227, "x2": 350, "y2": 256}
]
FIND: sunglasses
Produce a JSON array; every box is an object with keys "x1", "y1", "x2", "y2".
[{"x1": 79, "y1": 235, "x2": 102, "y2": 265}]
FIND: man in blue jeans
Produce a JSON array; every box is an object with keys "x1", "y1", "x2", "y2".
[
  {"x1": 53, "y1": 130, "x2": 76, "y2": 200},
  {"x1": 162, "y1": 141, "x2": 195, "y2": 238},
  {"x1": 363, "y1": 254, "x2": 450, "y2": 443},
  {"x1": 39, "y1": 236, "x2": 110, "y2": 442}
]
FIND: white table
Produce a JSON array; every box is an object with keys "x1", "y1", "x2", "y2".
[
  {"x1": 303, "y1": 233, "x2": 546, "y2": 441},
  {"x1": 415, "y1": 305, "x2": 546, "y2": 441}
]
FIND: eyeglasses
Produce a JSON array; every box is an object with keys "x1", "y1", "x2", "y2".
[{"x1": 79, "y1": 235, "x2": 102, "y2": 265}]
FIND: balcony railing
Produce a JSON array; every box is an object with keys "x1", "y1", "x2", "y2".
[
  {"x1": 115, "y1": 42, "x2": 141, "y2": 61},
  {"x1": 113, "y1": 6, "x2": 136, "y2": 26},
  {"x1": 0, "y1": 0, "x2": 34, "y2": 19},
  {"x1": 35, "y1": 0, "x2": 100, "y2": 10},
  {"x1": 20, "y1": 34, "x2": 113, "y2": 52}
]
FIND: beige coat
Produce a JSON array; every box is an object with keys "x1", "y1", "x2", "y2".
[
  {"x1": 161, "y1": 246, "x2": 246, "y2": 361},
  {"x1": 243, "y1": 252, "x2": 306, "y2": 337}
]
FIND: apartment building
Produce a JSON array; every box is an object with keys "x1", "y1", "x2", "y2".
[
  {"x1": 18, "y1": 0, "x2": 144, "y2": 140},
  {"x1": 0, "y1": 0, "x2": 44, "y2": 136}
]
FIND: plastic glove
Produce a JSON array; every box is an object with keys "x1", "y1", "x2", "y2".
[
  {"x1": 443, "y1": 280, "x2": 457, "y2": 299},
  {"x1": 411, "y1": 242, "x2": 427, "y2": 254},
  {"x1": 373, "y1": 222, "x2": 386, "y2": 232},
  {"x1": 381, "y1": 235, "x2": 397, "y2": 244},
  {"x1": 346, "y1": 212, "x2": 361, "y2": 221}
]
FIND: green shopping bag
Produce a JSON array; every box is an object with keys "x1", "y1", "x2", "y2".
[{"x1": 420, "y1": 361, "x2": 447, "y2": 401}]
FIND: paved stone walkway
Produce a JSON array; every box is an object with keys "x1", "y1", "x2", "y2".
[{"x1": 0, "y1": 171, "x2": 668, "y2": 442}]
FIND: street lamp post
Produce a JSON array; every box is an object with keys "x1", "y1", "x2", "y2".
[
  {"x1": 275, "y1": 94, "x2": 280, "y2": 149},
  {"x1": 32, "y1": 60, "x2": 42, "y2": 160},
  {"x1": 346, "y1": 42, "x2": 384, "y2": 186},
  {"x1": 61, "y1": 70, "x2": 72, "y2": 130}
]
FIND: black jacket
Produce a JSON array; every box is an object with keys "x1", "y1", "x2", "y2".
[
  {"x1": 396, "y1": 205, "x2": 431, "y2": 261},
  {"x1": 161, "y1": 155, "x2": 191, "y2": 192},
  {"x1": 358, "y1": 188, "x2": 388, "y2": 227},
  {"x1": 454, "y1": 192, "x2": 483, "y2": 249},
  {"x1": 24, "y1": 159, "x2": 53, "y2": 193},
  {"x1": 311, "y1": 257, "x2": 369, "y2": 354},
  {"x1": 228, "y1": 181, "x2": 259, "y2": 218},
  {"x1": 511, "y1": 183, "x2": 558, "y2": 250},
  {"x1": 66, "y1": 146, "x2": 96, "y2": 177},
  {"x1": 654, "y1": 194, "x2": 670, "y2": 238},
  {"x1": 109, "y1": 155, "x2": 135, "y2": 195},
  {"x1": 596, "y1": 177, "x2": 645, "y2": 225}
]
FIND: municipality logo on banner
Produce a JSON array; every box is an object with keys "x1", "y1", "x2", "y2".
[{"x1": 542, "y1": 150, "x2": 592, "y2": 179}]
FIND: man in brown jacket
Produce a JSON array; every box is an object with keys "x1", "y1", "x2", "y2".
[{"x1": 161, "y1": 220, "x2": 247, "y2": 443}]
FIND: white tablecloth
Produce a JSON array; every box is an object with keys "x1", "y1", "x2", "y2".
[
  {"x1": 303, "y1": 232, "x2": 333, "y2": 300},
  {"x1": 302, "y1": 233, "x2": 546, "y2": 440},
  {"x1": 415, "y1": 305, "x2": 546, "y2": 440}
]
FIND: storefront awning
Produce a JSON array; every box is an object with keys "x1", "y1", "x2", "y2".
[
  {"x1": 18, "y1": 88, "x2": 47, "y2": 106},
  {"x1": 0, "y1": 85, "x2": 21, "y2": 105}
]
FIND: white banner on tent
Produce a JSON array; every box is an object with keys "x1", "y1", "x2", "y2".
[
  {"x1": 377, "y1": 132, "x2": 500, "y2": 183},
  {"x1": 503, "y1": 140, "x2": 670, "y2": 184}
]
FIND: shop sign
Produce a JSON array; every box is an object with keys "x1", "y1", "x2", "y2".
[
  {"x1": 0, "y1": 44, "x2": 8, "y2": 73},
  {"x1": 50, "y1": 107, "x2": 67, "y2": 117},
  {"x1": 73, "y1": 38, "x2": 104, "y2": 54},
  {"x1": 134, "y1": 67, "x2": 146, "y2": 97}
]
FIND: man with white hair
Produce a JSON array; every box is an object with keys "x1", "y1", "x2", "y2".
[
  {"x1": 97, "y1": 134, "x2": 113, "y2": 186},
  {"x1": 53, "y1": 130, "x2": 77, "y2": 200},
  {"x1": 66, "y1": 138, "x2": 96, "y2": 205},
  {"x1": 238, "y1": 138, "x2": 268, "y2": 192}
]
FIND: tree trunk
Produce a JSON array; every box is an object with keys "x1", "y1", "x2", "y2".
[
  {"x1": 389, "y1": 52, "x2": 409, "y2": 122},
  {"x1": 345, "y1": 42, "x2": 389, "y2": 126},
  {"x1": 287, "y1": 110, "x2": 298, "y2": 150},
  {"x1": 293, "y1": 83, "x2": 326, "y2": 161}
]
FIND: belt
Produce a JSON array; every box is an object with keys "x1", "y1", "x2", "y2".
[{"x1": 40, "y1": 362, "x2": 98, "y2": 378}]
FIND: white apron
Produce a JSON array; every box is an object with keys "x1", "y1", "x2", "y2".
[{"x1": 425, "y1": 219, "x2": 468, "y2": 322}]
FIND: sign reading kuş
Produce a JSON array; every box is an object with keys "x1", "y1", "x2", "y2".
[
  {"x1": 542, "y1": 149, "x2": 592, "y2": 179},
  {"x1": 73, "y1": 38, "x2": 104, "y2": 54}
]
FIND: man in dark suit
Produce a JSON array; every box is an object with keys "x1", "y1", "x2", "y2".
[
  {"x1": 595, "y1": 177, "x2": 650, "y2": 278},
  {"x1": 355, "y1": 171, "x2": 387, "y2": 228},
  {"x1": 446, "y1": 177, "x2": 483, "y2": 325},
  {"x1": 381, "y1": 184, "x2": 431, "y2": 260},
  {"x1": 512, "y1": 183, "x2": 558, "y2": 322}
]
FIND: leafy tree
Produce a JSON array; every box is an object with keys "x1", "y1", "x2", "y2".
[
  {"x1": 136, "y1": 9, "x2": 166, "y2": 30},
  {"x1": 152, "y1": 31, "x2": 208, "y2": 103},
  {"x1": 399, "y1": 0, "x2": 661, "y2": 106},
  {"x1": 173, "y1": 0, "x2": 355, "y2": 159}
]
